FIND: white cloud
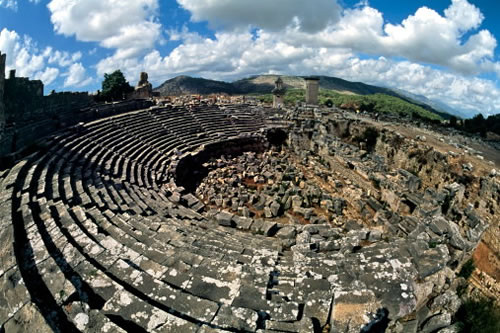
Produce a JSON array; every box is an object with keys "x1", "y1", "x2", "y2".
[
  {"x1": 40, "y1": 0, "x2": 500, "y2": 115},
  {"x1": 279, "y1": 0, "x2": 498, "y2": 76},
  {"x1": 177, "y1": 0, "x2": 341, "y2": 33},
  {"x1": 0, "y1": 0, "x2": 40, "y2": 10},
  {"x1": 47, "y1": 0, "x2": 161, "y2": 58},
  {"x1": 0, "y1": 28, "x2": 45, "y2": 77},
  {"x1": 63, "y1": 63, "x2": 92, "y2": 88},
  {"x1": 309, "y1": 54, "x2": 500, "y2": 116},
  {"x1": 0, "y1": 0, "x2": 17, "y2": 11},
  {"x1": 444, "y1": 0, "x2": 483, "y2": 32},
  {"x1": 96, "y1": 17, "x2": 500, "y2": 116},
  {"x1": 0, "y1": 28, "x2": 90, "y2": 90},
  {"x1": 35, "y1": 67, "x2": 59, "y2": 85},
  {"x1": 44, "y1": 47, "x2": 82, "y2": 67},
  {"x1": 96, "y1": 30, "x2": 318, "y2": 82}
]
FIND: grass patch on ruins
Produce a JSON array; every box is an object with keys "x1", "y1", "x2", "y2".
[{"x1": 255, "y1": 89, "x2": 443, "y2": 122}]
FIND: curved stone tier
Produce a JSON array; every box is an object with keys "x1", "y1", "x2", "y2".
[{"x1": 0, "y1": 104, "x2": 491, "y2": 333}]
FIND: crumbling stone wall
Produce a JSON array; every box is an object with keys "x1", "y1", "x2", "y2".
[
  {"x1": 0, "y1": 59, "x2": 153, "y2": 163},
  {"x1": 0, "y1": 52, "x2": 5, "y2": 142},
  {"x1": 282, "y1": 110, "x2": 496, "y2": 331},
  {"x1": 128, "y1": 71, "x2": 153, "y2": 99}
]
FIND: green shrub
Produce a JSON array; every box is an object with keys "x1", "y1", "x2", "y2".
[{"x1": 457, "y1": 298, "x2": 500, "y2": 333}]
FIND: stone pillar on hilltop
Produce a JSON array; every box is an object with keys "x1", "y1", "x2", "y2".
[
  {"x1": 305, "y1": 76, "x2": 320, "y2": 105},
  {"x1": 272, "y1": 76, "x2": 286, "y2": 109}
]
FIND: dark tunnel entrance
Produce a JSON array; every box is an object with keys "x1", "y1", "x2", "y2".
[
  {"x1": 174, "y1": 137, "x2": 268, "y2": 193},
  {"x1": 266, "y1": 128, "x2": 288, "y2": 146}
]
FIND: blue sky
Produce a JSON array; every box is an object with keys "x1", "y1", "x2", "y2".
[{"x1": 1, "y1": 0, "x2": 500, "y2": 116}]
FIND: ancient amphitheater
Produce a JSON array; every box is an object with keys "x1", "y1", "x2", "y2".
[{"x1": 0, "y1": 57, "x2": 499, "y2": 333}]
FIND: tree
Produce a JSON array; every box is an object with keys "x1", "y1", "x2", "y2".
[
  {"x1": 464, "y1": 113, "x2": 486, "y2": 136},
  {"x1": 449, "y1": 115, "x2": 458, "y2": 127},
  {"x1": 101, "y1": 70, "x2": 134, "y2": 101}
]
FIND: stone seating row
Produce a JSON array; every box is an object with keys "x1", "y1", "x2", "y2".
[
  {"x1": 10, "y1": 152, "x2": 317, "y2": 331},
  {"x1": 1, "y1": 104, "x2": 305, "y2": 331}
]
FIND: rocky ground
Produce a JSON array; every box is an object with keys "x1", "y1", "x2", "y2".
[
  {"x1": 0, "y1": 102, "x2": 498, "y2": 332},
  {"x1": 360, "y1": 114, "x2": 500, "y2": 300},
  {"x1": 192, "y1": 106, "x2": 500, "y2": 330}
]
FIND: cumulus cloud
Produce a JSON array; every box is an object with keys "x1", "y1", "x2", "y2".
[
  {"x1": 47, "y1": 0, "x2": 161, "y2": 58},
  {"x1": 177, "y1": 0, "x2": 341, "y2": 33},
  {"x1": 44, "y1": 47, "x2": 82, "y2": 67},
  {"x1": 97, "y1": 19, "x2": 500, "y2": 116},
  {"x1": 34, "y1": 67, "x2": 59, "y2": 85},
  {"x1": 96, "y1": 30, "x2": 319, "y2": 82},
  {"x1": 0, "y1": 0, "x2": 40, "y2": 11},
  {"x1": 310, "y1": 55, "x2": 500, "y2": 116},
  {"x1": 0, "y1": 28, "x2": 89, "y2": 88},
  {"x1": 0, "y1": 0, "x2": 17, "y2": 11},
  {"x1": 0, "y1": 28, "x2": 45, "y2": 77},
  {"x1": 280, "y1": 0, "x2": 497, "y2": 76},
  {"x1": 63, "y1": 63, "x2": 92, "y2": 88}
]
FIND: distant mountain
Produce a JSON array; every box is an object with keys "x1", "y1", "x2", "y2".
[
  {"x1": 390, "y1": 88, "x2": 469, "y2": 119},
  {"x1": 153, "y1": 74, "x2": 452, "y2": 119},
  {"x1": 231, "y1": 75, "x2": 397, "y2": 96},
  {"x1": 154, "y1": 75, "x2": 237, "y2": 96}
]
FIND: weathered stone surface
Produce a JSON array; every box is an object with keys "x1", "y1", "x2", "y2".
[
  {"x1": 212, "y1": 305, "x2": 258, "y2": 332},
  {"x1": 216, "y1": 211, "x2": 234, "y2": 227},
  {"x1": 276, "y1": 226, "x2": 296, "y2": 239},
  {"x1": 435, "y1": 323, "x2": 463, "y2": 333},
  {"x1": 303, "y1": 291, "x2": 333, "y2": 327},
  {"x1": 266, "y1": 320, "x2": 298, "y2": 332},
  {"x1": 233, "y1": 216, "x2": 254, "y2": 230},
  {"x1": 270, "y1": 201, "x2": 281, "y2": 217},
  {"x1": 421, "y1": 313, "x2": 452, "y2": 333},
  {"x1": 0, "y1": 269, "x2": 30, "y2": 325},
  {"x1": 0, "y1": 100, "x2": 491, "y2": 333},
  {"x1": 1, "y1": 303, "x2": 52, "y2": 333},
  {"x1": 330, "y1": 290, "x2": 381, "y2": 333}
]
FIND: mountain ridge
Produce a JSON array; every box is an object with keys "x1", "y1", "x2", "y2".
[{"x1": 153, "y1": 74, "x2": 457, "y2": 119}]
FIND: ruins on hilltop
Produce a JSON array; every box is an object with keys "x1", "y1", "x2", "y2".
[
  {"x1": 272, "y1": 76, "x2": 286, "y2": 108},
  {"x1": 305, "y1": 76, "x2": 320, "y2": 105},
  {"x1": 0, "y1": 52, "x2": 498, "y2": 333},
  {"x1": 129, "y1": 72, "x2": 154, "y2": 99}
]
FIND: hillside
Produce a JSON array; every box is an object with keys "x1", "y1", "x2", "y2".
[
  {"x1": 257, "y1": 88, "x2": 443, "y2": 121},
  {"x1": 154, "y1": 75, "x2": 237, "y2": 96},
  {"x1": 153, "y1": 74, "x2": 453, "y2": 119},
  {"x1": 232, "y1": 75, "x2": 396, "y2": 96},
  {"x1": 391, "y1": 88, "x2": 471, "y2": 119}
]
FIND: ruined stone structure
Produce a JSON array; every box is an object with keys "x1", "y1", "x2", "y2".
[
  {"x1": 0, "y1": 95, "x2": 496, "y2": 332},
  {"x1": 0, "y1": 54, "x2": 157, "y2": 164},
  {"x1": 0, "y1": 52, "x2": 6, "y2": 142},
  {"x1": 305, "y1": 77, "x2": 320, "y2": 105},
  {"x1": 128, "y1": 71, "x2": 153, "y2": 99},
  {"x1": 272, "y1": 76, "x2": 286, "y2": 108}
]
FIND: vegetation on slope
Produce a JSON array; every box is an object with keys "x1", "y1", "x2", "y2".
[
  {"x1": 256, "y1": 89, "x2": 443, "y2": 121},
  {"x1": 457, "y1": 298, "x2": 500, "y2": 333},
  {"x1": 154, "y1": 74, "x2": 452, "y2": 119},
  {"x1": 456, "y1": 113, "x2": 500, "y2": 137}
]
